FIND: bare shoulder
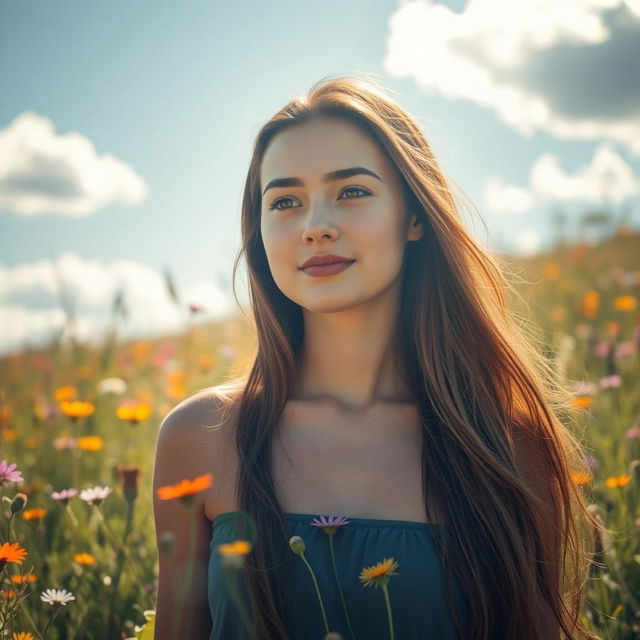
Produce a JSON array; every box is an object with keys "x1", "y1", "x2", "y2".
[{"x1": 153, "y1": 385, "x2": 241, "y2": 521}]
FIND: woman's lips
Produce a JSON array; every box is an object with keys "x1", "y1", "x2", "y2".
[{"x1": 301, "y1": 260, "x2": 355, "y2": 277}]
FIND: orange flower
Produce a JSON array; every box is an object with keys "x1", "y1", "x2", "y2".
[
  {"x1": 24, "y1": 436, "x2": 39, "y2": 449},
  {"x1": 54, "y1": 386, "x2": 77, "y2": 403},
  {"x1": 157, "y1": 473, "x2": 213, "y2": 502},
  {"x1": 1, "y1": 590, "x2": 16, "y2": 599},
  {"x1": 13, "y1": 633, "x2": 36, "y2": 640},
  {"x1": 76, "y1": 436, "x2": 104, "y2": 452},
  {"x1": 198, "y1": 354, "x2": 216, "y2": 372},
  {"x1": 217, "y1": 540, "x2": 252, "y2": 556},
  {"x1": 11, "y1": 573, "x2": 37, "y2": 584},
  {"x1": 0, "y1": 405, "x2": 11, "y2": 429},
  {"x1": 606, "y1": 475, "x2": 631, "y2": 488},
  {"x1": 76, "y1": 365, "x2": 93, "y2": 379},
  {"x1": 3, "y1": 429, "x2": 18, "y2": 443},
  {"x1": 550, "y1": 306, "x2": 567, "y2": 324},
  {"x1": 22, "y1": 508, "x2": 47, "y2": 521},
  {"x1": 0, "y1": 542, "x2": 27, "y2": 569},
  {"x1": 573, "y1": 396, "x2": 593, "y2": 409},
  {"x1": 73, "y1": 553, "x2": 96, "y2": 565},
  {"x1": 613, "y1": 296, "x2": 637, "y2": 312},
  {"x1": 570, "y1": 472, "x2": 591, "y2": 486},
  {"x1": 542, "y1": 263, "x2": 561, "y2": 281},
  {"x1": 359, "y1": 557, "x2": 400, "y2": 588},
  {"x1": 165, "y1": 371, "x2": 186, "y2": 400},
  {"x1": 59, "y1": 400, "x2": 95, "y2": 420},
  {"x1": 116, "y1": 403, "x2": 152, "y2": 423},
  {"x1": 578, "y1": 291, "x2": 599, "y2": 318}
]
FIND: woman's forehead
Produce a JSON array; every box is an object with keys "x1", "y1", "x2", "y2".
[{"x1": 260, "y1": 118, "x2": 389, "y2": 186}]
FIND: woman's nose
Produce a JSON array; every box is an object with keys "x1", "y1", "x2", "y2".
[{"x1": 301, "y1": 203, "x2": 338, "y2": 242}]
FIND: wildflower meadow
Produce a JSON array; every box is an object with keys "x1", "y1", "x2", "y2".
[{"x1": 0, "y1": 227, "x2": 639, "y2": 639}]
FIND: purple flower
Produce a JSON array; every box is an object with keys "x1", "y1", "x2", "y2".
[
  {"x1": 0, "y1": 460, "x2": 24, "y2": 487},
  {"x1": 585, "y1": 455, "x2": 600, "y2": 470},
  {"x1": 310, "y1": 515, "x2": 350, "y2": 534}
]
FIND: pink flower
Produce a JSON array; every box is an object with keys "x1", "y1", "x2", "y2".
[
  {"x1": 79, "y1": 486, "x2": 112, "y2": 507},
  {"x1": 570, "y1": 381, "x2": 599, "y2": 396},
  {"x1": 50, "y1": 488, "x2": 78, "y2": 504},
  {"x1": 53, "y1": 436, "x2": 76, "y2": 450},
  {"x1": 593, "y1": 341, "x2": 610, "y2": 358},
  {"x1": 615, "y1": 342, "x2": 635, "y2": 359},
  {"x1": 625, "y1": 427, "x2": 640, "y2": 440},
  {"x1": 600, "y1": 375, "x2": 622, "y2": 389},
  {"x1": 0, "y1": 460, "x2": 23, "y2": 487}
]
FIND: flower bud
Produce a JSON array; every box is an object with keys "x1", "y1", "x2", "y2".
[
  {"x1": 289, "y1": 535, "x2": 305, "y2": 555},
  {"x1": 159, "y1": 531, "x2": 176, "y2": 557},
  {"x1": 10, "y1": 493, "x2": 28, "y2": 514}
]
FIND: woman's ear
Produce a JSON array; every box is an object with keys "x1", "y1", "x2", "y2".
[{"x1": 407, "y1": 213, "x2": 424, "y2": 242}]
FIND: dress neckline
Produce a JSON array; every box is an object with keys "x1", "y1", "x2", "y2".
[{"x1": 211, "y1": 510, "x2": 445, "y2": 530}]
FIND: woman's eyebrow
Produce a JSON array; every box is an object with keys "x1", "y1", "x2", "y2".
[{"x1": 262, "y1": 166, "x2": 382, "y2": 197}]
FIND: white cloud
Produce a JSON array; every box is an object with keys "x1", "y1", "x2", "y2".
[
  {"x1": 0, "y1": 112, "x2": 147, "y2": 216},
  {"x1": 0, "y1": 252, "x2": 236, "y2": 357},
  {"x1": 385, "y1": 0, "x2": 640, "y2": 155},
  {"x1": 530, "y1": 142, "x2": 639, "y2": 203},
  {"x1": 483, "y1": 177, "x2": 537, "y2": 214},
  {"x1": 515, "y1": 227, "x2": 543, "y2": 255},
  {"x1": 482, "y1": 141, "x2": 639, "y2": 214}
]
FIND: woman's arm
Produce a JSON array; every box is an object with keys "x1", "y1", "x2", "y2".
[{"x1": 152, "y1": 401, "x2": 217, "y2": 639}]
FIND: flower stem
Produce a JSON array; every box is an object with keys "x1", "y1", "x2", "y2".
[
  {"x1": 223, "y1": 566, "x2": 257, "y2": 640},
  {"x1": 382, "y1": 583, "x2": 395, "y2": 640},
  {"x1": 328, "y1": 534, "x2": 356, "y2": 640},
  {"x1": 299, "y1": 552, "x2": 330, "y2": 635}
]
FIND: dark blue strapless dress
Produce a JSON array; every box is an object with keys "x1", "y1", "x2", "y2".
[{"x1": 208, "y1": 511, "x2": 472, "y2": 640}]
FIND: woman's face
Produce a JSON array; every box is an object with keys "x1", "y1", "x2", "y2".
[{"x1": 259, "y1": 116, "x2": 423, "y2": 313}]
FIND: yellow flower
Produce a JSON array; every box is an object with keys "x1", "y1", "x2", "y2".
[
  {"x1": 59, "y1": 400, "x2": 95, "y2": 420},
  {"x1": 613, "y1": 296, "x2": 637, "y2": 312},
  {"x1": 73, "y1": 553, "x2": 96, "y2": 565},
  {"x1": 573, "y1": 396, "x2": 593, "y2": 409},
  {"x1": 11, "y1": 573, "x2": 37, "y2": 584},
  {"x1": 54, "y1": 386, "x2": 77, "y2": 403},
  {"x1": 116, "y1": 403, "x2": 152, "y2": 423},
  {"x1": 13, "y1": 632, "x2": 37, "y2": 640},
  {"x1": 606, "y1": 475, "x2": 631, "y2": 488},
  {"x1": 22, "y1": 508, "x2": 47, "y2": 521},
  {"x1": 359, "y1": 557, "x2": 400, "y2": 588},
  {"x1": 570, "y1": 472, "x2": 591, "y2": 486},
  {"x1": 76, "y1": 436, "x2": 104, "y2": 452}
]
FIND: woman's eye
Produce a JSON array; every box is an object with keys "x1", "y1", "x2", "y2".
[{"x1": 268, "y1": 186, "x2": 371, "y2": 211}]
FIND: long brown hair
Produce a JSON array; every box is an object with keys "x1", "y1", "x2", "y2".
[{"x1": 211, "y1": 73, "x2": 604, "y2": 639}]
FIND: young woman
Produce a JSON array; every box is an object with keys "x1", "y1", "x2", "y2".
[{"x1": 153, "y1": 74, "x2": 602, "y2": 640}]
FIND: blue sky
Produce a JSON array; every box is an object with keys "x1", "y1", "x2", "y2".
[{"x1": 1, "y1": 0, "x2": 639, "y2": 357}]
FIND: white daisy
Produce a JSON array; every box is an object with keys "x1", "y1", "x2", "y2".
[
  {"x1": 41, "y1": 588, "x2": 75, "y2": 606},
  {"x1": 79, "y1": 486, "x2": 112, "y2": 506}
]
